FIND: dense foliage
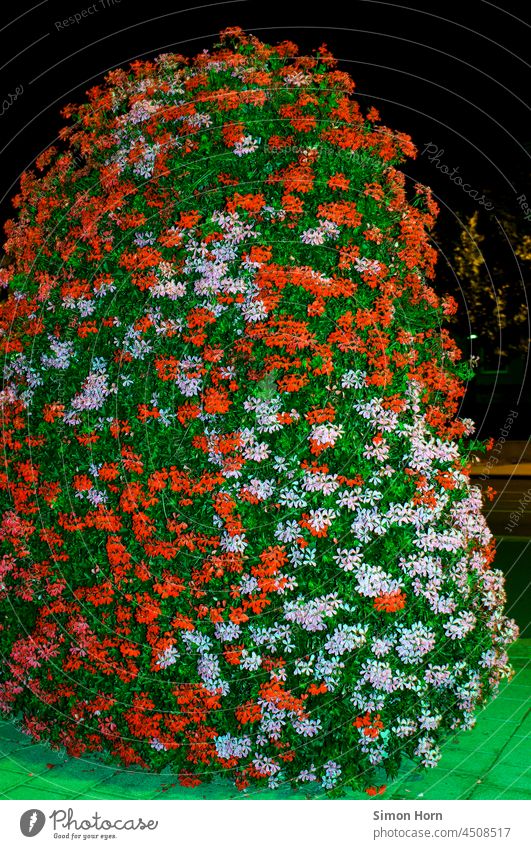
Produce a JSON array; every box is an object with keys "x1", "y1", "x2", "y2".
[{"x1": 0, "y1": 28, "x2": 518, "y2": 795}]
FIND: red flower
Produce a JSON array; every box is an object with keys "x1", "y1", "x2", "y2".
[
  {"x1": 374, "y1": 591, "x2": 407, "y2": 613},
  {"x1": 365, "y1": 784, "x2": 387, "y2": 796}
]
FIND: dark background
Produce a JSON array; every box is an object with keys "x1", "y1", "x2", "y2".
[{"x1": 0, "y1": 0, "x2": 530, "y2": 438}]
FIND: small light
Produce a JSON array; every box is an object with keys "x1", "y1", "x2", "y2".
[{"x1": 468, "y1": 334, "x2": 478, "y2": 339}]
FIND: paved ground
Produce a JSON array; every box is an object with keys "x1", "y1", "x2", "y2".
[
  {"x1": 0, "y1": 639, "x2": 529, "y2": 801},
  {"x1": 471, "y1": 440, "x2": 531, "y2": 536},
  {"x1": 474, "y1": 478, "x2": 531, "y2": 538}
]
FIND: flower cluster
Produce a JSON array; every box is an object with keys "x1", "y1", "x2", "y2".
[{"x1": 0, "y1": 28, "x2": 518, "y2": 795}]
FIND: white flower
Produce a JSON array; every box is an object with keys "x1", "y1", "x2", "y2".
[
  {"x1": 310, "y1": 423, "x2": 344, "y2": 448},
  {"x1": 233, "y1": 135, "x2": 260, "y2": 156},
  {"x1": 333, "y1": 548, "x2": 363, "y2": 572},
  {"x1": 341, "y1": 369, "x2": 367, "y2": 389}
]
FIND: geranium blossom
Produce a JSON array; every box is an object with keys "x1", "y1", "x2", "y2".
[{"x1": 0, "y1": 28, "x2": 517, "y2": 796}]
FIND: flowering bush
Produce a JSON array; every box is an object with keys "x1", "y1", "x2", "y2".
[{"x1": 0, "y1": 28, "x2": 518, "y2": 795}]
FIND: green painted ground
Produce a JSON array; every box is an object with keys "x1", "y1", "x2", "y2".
[{"x1": 0, "y1": 638, "x2": 529, "y2": 802}]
